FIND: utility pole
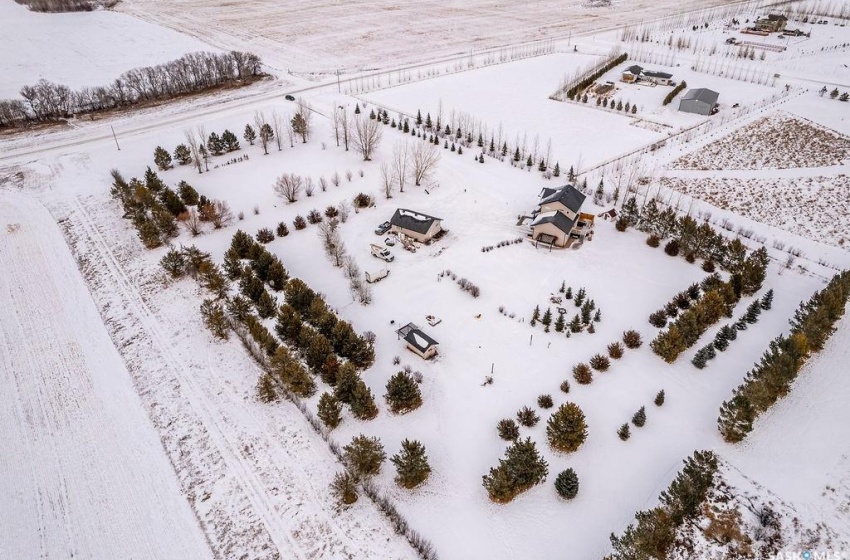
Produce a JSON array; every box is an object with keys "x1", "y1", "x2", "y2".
[
  {"x1": 110, "y1": 125, "x2": 120, "y2": 151},
  {"x1": 336, "y1": 69, "x2": 341, "y2": 93}
]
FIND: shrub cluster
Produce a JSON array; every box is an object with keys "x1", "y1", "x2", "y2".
[
  {"x1": 482, "y1": 438, "x2": 548, "y2": 503},
  {"x1": 481, "y1": 238, "x2": 524, "y2": 252},
  {"x1": 662, "y1": 80, "x2": 688, "y2": 106},
  {"x1": 562, "y1": 52, "x2": 628, "y2": 100},
  {"x1": 439, "y1": 269, "x2": 480, "y2": 298}
]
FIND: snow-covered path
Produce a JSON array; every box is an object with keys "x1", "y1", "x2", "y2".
[
  {"x1": 0, "y1": 193, "x2": 213, "y2": 560},
  {"x1": 661, "y1": 162, "x2": 850, "y2": 180}
]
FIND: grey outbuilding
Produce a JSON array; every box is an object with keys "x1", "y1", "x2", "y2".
[{"x1": 678, "y1": 88, "x2": 719, "y2": 116}]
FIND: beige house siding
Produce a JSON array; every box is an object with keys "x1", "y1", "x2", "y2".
[
  {"x1": 531, "y1": 222, "x2": 569, "y2": 247},
  {"x1": 407, "y1": 343, "x2": 438, "y2": 360},
  {"x1": 392, "y1": 220, "x2": 442, "y2": 243},
  {"x1": 539, "y1": 202, "x2": 577, "y2": 221}
]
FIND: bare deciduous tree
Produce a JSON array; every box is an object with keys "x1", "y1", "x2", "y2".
[
  {"x1": 271, "y1": 111, "x2": 284, "y2": 151},
  {"x1": 208, "y1": 200, "x2": 234, "y2": 229},
  {"x1": 305, "y1": 177, "x2": 315, "y2": 197},
  {"x1": 274, "y1": 173, "x2": 303, "y2": 203},
  {"x1": 184, "y1": 129, "x2": 203, "y2": 174},
  {"x1": 254, "y1": 111, "x2": 270, "y2": 155},
  {"x1": 381, "y1": 162, "x2": 395, "y2": 199},
  {"x1": 319, "y1": 176, "x2": 328, "y2": 192},
  {"x1": 291, "y1": 98, "x2": 312, "y2": 143},
  {"x1": 352, "y1": 114, "x2": 382, "y2": 161},
  {"x1": 184, "y1": 208, "x2": 202, "y2": 235},
  {"x1": 411, "y1": 142, "x2": 440, "y2": 186},
  {"x1": 337, "y1": 200, "x2": 351, "y2": 223},
  {"x1": 392, "y1": 142, "x2": 410, "y2": 193}
]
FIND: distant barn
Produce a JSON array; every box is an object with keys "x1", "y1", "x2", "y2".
[{"x1": 678, "y1": 88, "x2": 719, "y2": 116}]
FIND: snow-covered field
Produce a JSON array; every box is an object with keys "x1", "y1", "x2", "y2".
[
  {"x1": 0, "y1": 193, "x2": 212, "y2": 560},
  {"x1": 116, "y1": 0, "x2": 745, "y2": 74},
  {"x1": 0, "y1": 0, "x2": 216, "y2": 98}
]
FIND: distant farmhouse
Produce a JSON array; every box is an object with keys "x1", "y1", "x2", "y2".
[
  {"x1": 390, "y1": 208, "x2": 443, "y2": 243},
  {"x1": 621, "y1": 65, "x2": 674, "y2": 86},
  {"x1": 754, "y1": 14, "x2": 787, "y2": 33},
  {"x1": 678, "y1": 88, "x2": 719, "y2": 116},
  {"x1": 530, "y1": 185, "x2": 594, "y2": 248},
  {"x1": 396, "y1": 322, "x2": 439, "y2": 360}
]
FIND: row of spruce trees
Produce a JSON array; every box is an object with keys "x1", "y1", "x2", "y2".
[
  {"x1": 619, "y1": 196, "x2": 769, "y2": 274},
  {"x1": 692, "y1": 289, "x2": 773, "y2": 369},
  {"x1": 606, "y1": 451, "x2": 718, "y2": 558},
  {"x1": 718, "y1": 271, "x2": 850, "y2": 442},
  {"x1": 651, "y1": 254, "x2": 769, "y2": 363}
]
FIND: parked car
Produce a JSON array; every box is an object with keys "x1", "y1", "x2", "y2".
[
  {"x1": 285, "y1": 94, "x2": 295, "y2": 101},
  {"x1": 374, "y1": 221, "x2": 391, "y2": 235}
]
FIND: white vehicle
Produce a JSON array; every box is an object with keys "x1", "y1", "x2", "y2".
[
  {"x1": 365, "y1": 268, "x2": 390, "y2": 283},
  {"x1": 370, "y1": 243, "x2": 394, "y2": 262}
]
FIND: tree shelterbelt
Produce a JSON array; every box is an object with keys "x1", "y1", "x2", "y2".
[{"x1": 0, "y1": 51, "x2": 263, "y2": 128}]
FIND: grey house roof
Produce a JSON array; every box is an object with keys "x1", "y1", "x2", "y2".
[
  {"x1": 624, "y1": 65, "x2": 643, "y2": 75},
  {"x1": 390, "y1": 208, "x2": 441, "y2": 235},
  {"x1": 644, "y1": 70, "x2": 673, "y2": 79},
  {"x1": 396, "y1": 322, "x2": 438, "y2": 352},
  {"x1": 681, "y1": 88, "x2": 720, "y2": 105},
  {"x1": 539, "y1": 187, "x2": 559, "y2": 199},
  {"x1": 531, "y1": 210, "x2": 578, "y2": 235},
  {"x1": 539, "y1": 184, "x2": 586, "y2": 214}
]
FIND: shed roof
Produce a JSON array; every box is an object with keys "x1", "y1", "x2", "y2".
[
  {"x1": 396, "y1": 322, "x2": 438, "y2": 352},
  {"x1": 538, "y1": 184, "x2": 586, "y2": 214},
  {"x1": 390, "y1": 208, "x2": 441, "y2": 235},
  {"x1": 531, "y1": 210, "x2": 578, "y2": 235},
  {"x1": 681, "y1": 88, "x2": 720, "y2": 105}
]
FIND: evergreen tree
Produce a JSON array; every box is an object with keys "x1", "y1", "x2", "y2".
[
  {"x1": 618, "y1": 423, "x2": 631, "y2": 441},
  {"x1": 580, "y1": 301, "x2": 593, "y2": 324},
  {"x1": 343, "y1": 434, "x2": 386, "y2": 478},
  {"x1": 632, "y1": 406, "x2": 647, "y2": 428},
  {"x1": 594, "y1": 309, "x2": 602, "y2": 322},
  {"x1": 531, "y1": 305, "x2": 540, "y2": 326},
  {"x1": 594, "y1": 180, "x2": 605, "y2": 204},
  {"x1": 482, "y1": 437, "x2": 548, "y2": 503},
  {"x1": 173, "y1": 144, "x2": 192, "y2": 165},
  {"x1": 257, "y1": 372, "x2": 277, "y2": 403},
  {"x1": 385, "y1": 371, "x2": 422, "y2": 414},
  {"x1": 713, "y1": 325, "x2": 730, "y2": 351},
  {"x1": 154, "y1": 146, "x2": 172, "y2": 170},
  {"x1": 497, "y1": 418, "x2": 520, "y2": 440},
  {"x1": 457, "y1": 146, "x2": 463, "y2": 155},
  {"x1": 334, "y1": 363, "x2": 359, "y2": 404},
  {"x1": 501, "y1": 142, "x2": 508, "y2": 157},
  {"x1": 243, "y1": 124, "x2": 257, "y2": 145},
  {"x1": 517, "y1": 406, "x2": 540, "y2": 427},
  {"x1": 416, "y1": 109, "x2": 422, "y2": 125},
  {"x1": 555, "y1": 468, "x2": 579, "y2": 499},
  {"x1": 221, "y1": 129, "x2": 240, "y2": 152},
  {"x1": 691, "y1": 344, "x2": 715, "y2": 369},
  {"x1": 565, "y1": 286, "x2": 573, "y2": 299},
  {"x1": 425, "y1": 112, "x2": 432, "y2": 128},
  {"x1": 513, "y1": 147, "x2": 521, "y2": 162},
  {"x1": 541, "y1": 307, "x2": 553, "y2": 328},
  {"x1": 391, "y1": 439, "x2": 431, "y2": 488},
  {"x1": 200, "y1": 298, "x2": 228, "y2": 340},
  {"x1": 330, "y1": 471, "x2": 358, "y2": 505},
  {"x1": 266, "y1": 259, "x2": 288, "y2": 291},
  {"x1": 350, "y1": 378, "x2": 379, "y2": 420},
  {"x1": 650, "y1": 325, "x2": 686, "y2": 363},
  {"x1": 760, "y1": 288, "x2": 773, "y2": 310},
  {"x1": 744, "y1": 300, "x2": 762, "y2": 324},
  {"x1": 317, "y1": 392, "x2": 342, "y2": 429},
  {"x1": 355, "y1": 103, "x2": 361, "y2": 115},
  {"x1": 546, "y1": 402, "x2": 588, "y2": 452},
  {"x1": 569, "y1": 314, "x2": 583, "y2": 333},
  {"x1": 225, "y1": 295, "x2": 252, "y2": 323},
  {"x1": 207, "y1": 132, "x2": 223, "y2": 155},
  {"x1": 526, "y1": 155, "x2": 533, "y2": 167},
  {"x1": 553, "y1": 162, "x2": 560, "y2": 177},
  {"x1": 554, "y1": 313, "x2": 566, "y2": 333},
  {"x1": 574, "y1": 287, "x2": 586, "y2": 307},
  {"x1": 178, "y1": 181, "x2": 199, "y2": 205},
  {"x1": 654, "y1": 390, "x2": 665, "y2": 406},
  {"x1": 256, "y1": 289, "x2": 277, "y2": 318},
  {"x1": 160, "y1": 247, "x2": 187, "y2": 277}
]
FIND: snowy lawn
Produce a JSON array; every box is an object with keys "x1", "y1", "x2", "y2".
[
  {"x1": 0, "y1": 0, "x2": 216, "y2": 99},
  {"x1": 362, "y1": 52, "x2": 665, "y2": 171}
]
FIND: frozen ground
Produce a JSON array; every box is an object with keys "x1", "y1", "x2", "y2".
[
  {"x1": 0, "y1": 0, "x2": 216, "y2": 99},
  {"x1": 116, "y1": 0, "x2": 744, "y2": 74},
  {"x1": 0, "y1": 193, "x2": 213, "y2": 560}
]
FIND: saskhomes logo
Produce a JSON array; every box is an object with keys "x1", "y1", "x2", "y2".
[{"x1": 773, "y1": 552, "x2": 847, "y2": 560}]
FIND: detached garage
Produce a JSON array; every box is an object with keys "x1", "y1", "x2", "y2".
[{"x1": 678, "y1": 88, "x2": 719, "y2": 116}]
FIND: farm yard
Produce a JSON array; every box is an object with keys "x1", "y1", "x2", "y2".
[{"x1": 3, "y1": 0, "x2": 850, "y2": 559}]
